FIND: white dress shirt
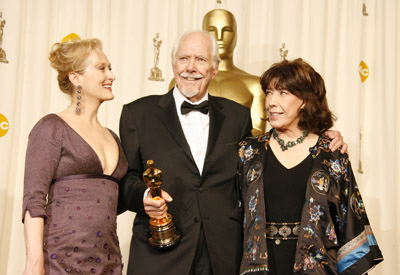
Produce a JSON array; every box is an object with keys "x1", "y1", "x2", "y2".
[
  {"x1": 173, "y1": 87, "x2": 209, "y2": 175},
  {"x1": 143, "y1": 88, "x2": 211, "y2": 200}
]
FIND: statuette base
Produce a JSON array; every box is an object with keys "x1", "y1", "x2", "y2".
[{"x1": 148, "y1": 214, "x2": 180, "y2": 250}]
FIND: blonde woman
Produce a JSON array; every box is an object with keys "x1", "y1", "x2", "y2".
[{"x1": 23, "y1": 38, "x2": 128, "y2": 274}]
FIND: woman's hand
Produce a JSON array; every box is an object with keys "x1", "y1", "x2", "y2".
[
  {"x1": 23, "y1": 256, "x2": 45, "y2": 275},
  {"x1": 23, "y1": 212, "x2": 45, "y2": 275}
]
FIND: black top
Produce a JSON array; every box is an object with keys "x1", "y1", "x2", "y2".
[{"x1": 263, "y1": 145, "x2": 313, "y2": 275}]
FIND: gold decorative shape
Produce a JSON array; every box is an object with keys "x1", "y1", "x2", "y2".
[
  {"x1": 143, "y1": 160, "x2": 180, "y2": 249},
  {"x1": 359, "y1": 60, "x2": 369, "y2": 83},
  {"x1": 217, "y1": 0, "x2": 222, "y2": 3},
  {"x1": 279, "y1": 43, "x2": 288, "y2": 61},
  {"x1": 61, "y1": 33, "x2": 81, "y2": 43},
  {"x1": 358, "y1": 160, "x2": 363, "y2": 174},
  {"x1": 362, "y1": 3, "x2": 368, "y2": 16},
  {"x1": 0, "y1": 12, "x2": 9, "y2": 63},
  {"x1": 148, "y1": 32, "x2": 164, "y2": 81},
  {"x1": 202, "y1": 9, "x2": 267, "y2": 135},
  {"x1": 358, "y1": 133, "x2": 364, "y2": 174},
  {"x1": 0, "y1": 113, "x2": 10, "y2": 137}
]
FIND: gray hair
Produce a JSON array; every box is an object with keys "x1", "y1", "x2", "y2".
[{"x1": 171, "y1": 30, "x2": 221, "y2": 69}]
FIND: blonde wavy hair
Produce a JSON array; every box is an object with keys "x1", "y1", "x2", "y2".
[{"x1": 48, "y1": 38, "x2": 103, "y2": 94}]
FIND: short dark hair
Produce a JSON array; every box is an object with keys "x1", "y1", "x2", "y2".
[{"x1": 260, "y1": 58, "x2": 336, "y2": 134}]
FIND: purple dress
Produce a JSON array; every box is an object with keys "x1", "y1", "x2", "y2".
[{"x1": 22, "y1": 114, "x2": 128, "y2": 274}]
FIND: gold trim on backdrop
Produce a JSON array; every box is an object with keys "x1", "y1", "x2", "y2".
[
  {"x1": 0, "y1": 113, "x2": 10, "y2": 137},
  {"x1": 280, "y1": 43, "x2": 288, "y2": 60},
  {"x1": 62, "y1": 33, "x2": 81, "y2": 43},
  {"x1": 358, "y1": 132, "x2": 364, "y2": 174},
  {"x1": 359, "y1": 61, "x2": 369, "y2": 83},
  {"x1": 362, "y1": 4, "x2": 368, "y2": 16},
  {"x1": 359, "y1": 3, "x2": 367, "y2": 174},
  {"x1": 148, "y1": 32, "x2": 164, "y2": 81},
  {"x1": 0, "y1": 11, "x2": 9, "y2": 64}
]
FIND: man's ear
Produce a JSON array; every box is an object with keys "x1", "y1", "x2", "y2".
[
  {"x1": 68, "y1": 72, "x2": 80, "y2": 87},
  {"x1": 212, "y1": 62, "x2": 219, "y2": 78}
]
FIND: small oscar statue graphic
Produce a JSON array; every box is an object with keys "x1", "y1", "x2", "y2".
[
  {"x1": 0, "y1": 12, "x2": 9, "y2": 63},
  {"x1": 279, "y1": 43, "x2": 288, "y2": 61},
  {"x1": 143, "y1": 160, "x2": 180, "y2": 249},
  {"x1": 148, "y1": 32, "x2": 164, "y2": 81}
]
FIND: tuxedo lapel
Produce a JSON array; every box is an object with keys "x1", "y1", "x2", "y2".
[
  {"x1": 155, "y1": 91, "x2": 194, "y2": 162},
  {"x1": 206, "y1": 96, "x2": 225, "y2": 159}
]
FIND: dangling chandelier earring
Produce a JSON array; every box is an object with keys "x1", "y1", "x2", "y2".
[{"x1": 75, "y1": 85, "x2": 82, "y2": 114}]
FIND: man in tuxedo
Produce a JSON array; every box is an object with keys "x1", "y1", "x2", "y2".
[
  {"x1": 119, "y1": 30, "x2": 249, "y2": 275},
  {"x1": 119, "y1": 30, "x2": 345, "y2": 275}
]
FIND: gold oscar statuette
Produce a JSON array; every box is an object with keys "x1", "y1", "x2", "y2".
[
  {"x1": 0, "y1": 11, "x2": 9, "y2": 63},
  {"x1": 143, "y1": 160, "x2": 180, "y2": 249},
  {"x1": 148, "y1": 32, "x2": 164, "y2": 81},
  {"x1": 279, "y1": 43, "x2": 288, "y2": 61}
]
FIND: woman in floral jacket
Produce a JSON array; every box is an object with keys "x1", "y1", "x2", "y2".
[{"x1": 238, "y1": 58, "x2": 383, "y2": 275}]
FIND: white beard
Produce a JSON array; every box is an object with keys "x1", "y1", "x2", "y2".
[
  {"x1": 177, "y1": 72, "x2": 203, "y2": 98},
  {"x1": 180, "y1": 88, "x2": 200, "y2": 98}
]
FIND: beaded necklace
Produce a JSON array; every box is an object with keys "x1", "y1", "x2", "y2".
[{"x1": 272, "y1": 128, "x2": 308, "y2": 151}]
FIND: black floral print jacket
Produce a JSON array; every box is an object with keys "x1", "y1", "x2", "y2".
[{"x1": 237, "y1": 131, "x2": 383, "y2": 275}]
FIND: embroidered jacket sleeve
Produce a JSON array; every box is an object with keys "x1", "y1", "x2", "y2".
[
  {"x1": 294, "y1": 138, "x2": 383, "y2": 274},
  {"x1": 328, "y1": 151, "x2": 383, "y2": 274},
  {"x1": 238, "y1": 135, "x2": 269, "y2": 275}
]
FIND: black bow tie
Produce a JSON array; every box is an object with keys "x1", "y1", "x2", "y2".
[{"x1": 181, "y1": 100, "x2": 209, "y2": 115}]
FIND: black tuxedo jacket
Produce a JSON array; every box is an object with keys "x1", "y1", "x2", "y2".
[{"x1": 119, "y1": 90, "x2": 252, "y2": 275}]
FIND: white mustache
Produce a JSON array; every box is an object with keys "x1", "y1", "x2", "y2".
[{"x1": 180, "y1": 72, "x2": 203, "y2": 79}]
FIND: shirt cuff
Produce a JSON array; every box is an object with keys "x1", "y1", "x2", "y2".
[{"x1": 143, "y1": 188, "x2": 150, "y2": 201}]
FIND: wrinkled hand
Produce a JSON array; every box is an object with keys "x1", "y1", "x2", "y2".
[
  {"x1": 323, "y1": 130, "x2": 348, "y2": 154},
  {"x1": 143, "y1": 190, "x2": 173, "y2": 219}
]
